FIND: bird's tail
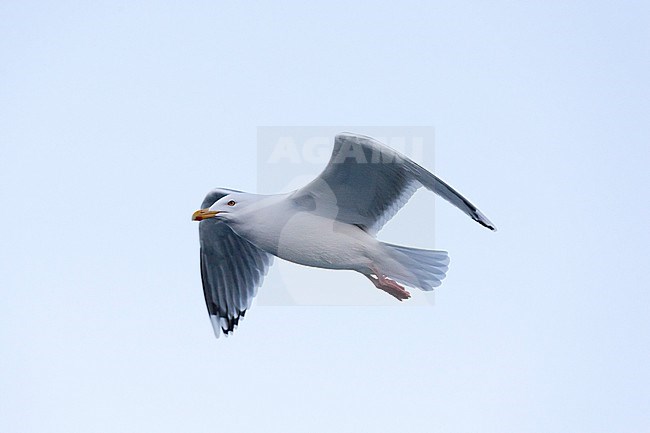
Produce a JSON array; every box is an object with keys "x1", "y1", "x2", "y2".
[{"x1": 380, "y1": 242, "x2": 450, "y2": 291}]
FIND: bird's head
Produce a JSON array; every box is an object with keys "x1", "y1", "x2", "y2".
[{"x1": 192, "y1": 193, "x2": 249, "y2": 223}]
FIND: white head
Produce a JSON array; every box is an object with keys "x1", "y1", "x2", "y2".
[{"x1": 192, "y1": 192, "x2": 254, "y2": 224}]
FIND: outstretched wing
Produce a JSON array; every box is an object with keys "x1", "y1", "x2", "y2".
[
  {"x1": 198, "y1": 189, "x2": 274, "y2": 337},
  {"x1": 292, "y1": 133, "x2": 496, "y2": 233}
]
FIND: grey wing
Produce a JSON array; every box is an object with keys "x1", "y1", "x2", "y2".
[
  {"x1": 198, "y1": 189, "x2": 273, "y2": 337},
  {"x1": 292, "y1": 133, "x2": 496, "y2": 233}
]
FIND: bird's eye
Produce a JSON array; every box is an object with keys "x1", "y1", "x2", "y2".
[{"x1": 227, "y1": 200, "x2": 236, "y2": 206}]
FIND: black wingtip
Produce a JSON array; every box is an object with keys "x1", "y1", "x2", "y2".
[
  {"x1": 475, "y1": 216, "x2": 497, "y2": 231},
  {"x1": 474, "y1": 219, "x2": 497, "y2": 232},
  {"x1": 471, "y1": 208, "x2": 497, "y2": 232},
  {"x1": 485, "y1": 221, "x2": 497, "y2": 231}
]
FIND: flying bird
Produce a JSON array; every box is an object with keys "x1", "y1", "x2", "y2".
[{"x1": 193, "y1": 133, "x2": 495, "y2": 337}]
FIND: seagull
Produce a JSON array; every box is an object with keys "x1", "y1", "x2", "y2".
[{"x1": 193, "y1": 133, "x2": 495, "y2": 337}]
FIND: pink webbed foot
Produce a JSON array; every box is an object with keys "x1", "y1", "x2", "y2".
[{"x1": 367, "y1": 273, "x2": 411, "y2": 301}]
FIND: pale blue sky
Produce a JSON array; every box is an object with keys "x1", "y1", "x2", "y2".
[{"x1": 1, "y1": 1, "x2": 649, "y2": 432}]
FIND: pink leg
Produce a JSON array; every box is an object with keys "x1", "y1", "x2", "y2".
[{"x1": 366, "y1": 271, "x2": 411, "y2": 301}]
